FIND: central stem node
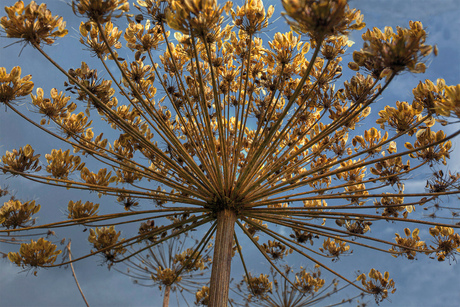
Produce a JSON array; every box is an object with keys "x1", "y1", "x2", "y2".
[{"x1": 210, "y1": 195, "x2": 243, "y2": 216}]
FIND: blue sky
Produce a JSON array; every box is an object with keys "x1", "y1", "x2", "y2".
[{"x1": 1, "y1": 0, "x2": 459, "y2": 306}]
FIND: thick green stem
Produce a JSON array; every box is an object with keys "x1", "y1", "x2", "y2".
[{"x1": 209, "y1": 209, "x2": 237, "y2": 306}]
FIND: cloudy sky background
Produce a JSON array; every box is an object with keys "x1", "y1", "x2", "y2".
[{"x1": 1, "y1": 0, "x2": 459, "y2": 306}]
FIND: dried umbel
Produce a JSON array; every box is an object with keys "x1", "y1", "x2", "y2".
[
  {"x1": 117, "y1": 234, "x2": 212, "y2": 306},
  {"x1": 435, "y1": 85, "x2": 460, "y2": 119},
  {"x1": 8, "y1": 238, "x2": 62, "y2": 273},
  {"x1": 156, "y1": 266, "x2": 181, "y2": 285},
  {"x1": 79, "y1": 21, "x2": 122, "y2": 58},
  {"x1": 357, "y1": 269, "x2": 396, "y2": 303},
  {"x1": 376, "y1": 101, "x2": 426, "y2": 136},
  {"x1": 45, "y1": 149, "x2": 85, "y2": 179},
  {"x1": 173, "y1": 247, "x2": 210, "y2": 271},
  {"x1": 31, "y1": 88, "x2": 75, "y2": 123},
  {"x1": 124, "y1": 19, "x2": 165, "y2": 60},
  {"x1": 319, "y1": 237, "x2": 350, "y2": 260},
  {"x1": 195, "y1": 285, "x2": 209, "y2": 306},
  {"x1": 390, "y1": 228, "x2": 427, "y2": 260},
  {"x1": 72, "y1": 0, "x2": 129, "y2": 23},
  {"x1": 65, "y1": 61, "x2": 118, "y2": 112},
  {"x1": 290, "y1": 229, "x2": 318, "y2": 244},
  {"x1": 336, "y1": 218, "x2": 372, "y2": 235},
  {"x1": 0, "y1": 67, "x2": 34, "y2": 104},
  {"x1": 294, "y1": 266, "x2": 325, "y2": 293},
  {"x1": 88, "y1": 226, "x2": 126, "y2": 262},
  {"x1": 232, "y1": 0, "x2": 274, "y2": 34},
  {"x1": 261, "y1": 239, "x2": 293, "y2": 260},
  {"x1": 413, "y1": 79, "x2": 460, "y2": 120},
  {"x1": 0, "y1": 1, "x2": 67, "y2": 45},
  {"x1": 235, "y1": 265, "x2": 364, "y2": 306},
  {"x1": 425, "y1": 170, "x2": 460, "y2": 194},
  {"x1": 243, "y1": 273, "x2": 273, "y2": 301},
  {"x1": 429, "y1": 226, "x2": 460, "y2": 262},
  {"x1": 282, "y1": 0, "x2": 365, "y2": 44},
  {"x1": 0, "y1": 199, "x2": 40, "y2": 229},
  {"x1": 2, "y1": 145, "x2": 41, "y2": 174},
  {"x1": 67, "y1": 200, "x2": 99, "y2": 220},
  {"x1": 165, "y1": 0, "x2": 231, "y2": 36},
  {"x1": 405, "y1": 128, "x2": 452, "y2": 166},
  {"x1": 80, "y1": 167, "x2": 114, "y2": 186},
  {"x1": 1, "y1": 0, "x2": 460, "y2": 305},
  {"x1": 349, "y1": 21, "x2": 434, "y2": 77},
  {"x1": 374, "y1": 193, "x2": 408, "y2": 219}
]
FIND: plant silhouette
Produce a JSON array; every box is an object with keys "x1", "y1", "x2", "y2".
[{"x1": 1, "y1": 0, "x2": 460, "y2": 305}]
